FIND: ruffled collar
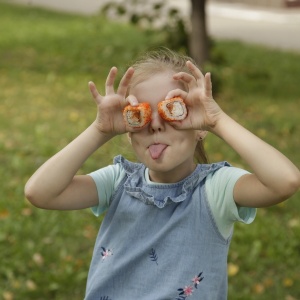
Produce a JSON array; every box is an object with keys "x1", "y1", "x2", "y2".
[{"x1": 114, "y1": 155, "x2": 229, "y2": 208}]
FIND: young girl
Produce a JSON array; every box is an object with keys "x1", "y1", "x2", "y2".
[{"x1": 25, "y1": 49, "x2": 300, "y2": 299}]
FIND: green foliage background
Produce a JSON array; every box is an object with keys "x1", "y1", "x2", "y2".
[{"x1": 0, "y1": 2, "x2": 299, "y2": 299}]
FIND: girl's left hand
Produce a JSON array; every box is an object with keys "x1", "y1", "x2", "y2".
[{"x1": 165, "y1": 61, "x2": 223, "y2": 131}]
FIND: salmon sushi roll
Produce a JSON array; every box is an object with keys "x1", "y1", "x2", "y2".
[
  {"x1": 158, "y1": 97, "x2": 187, "y2": 121},
  {"x1": 123, "y1": 103, "x2": 152, "y2": 128}
]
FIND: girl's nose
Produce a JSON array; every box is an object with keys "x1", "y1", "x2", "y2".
[{"x1": 149, "y1": 111, "x2": 165, "y2": 133}]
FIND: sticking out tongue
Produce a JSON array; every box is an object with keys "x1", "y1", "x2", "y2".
[{"x1": 148, "y1": 144, "x2": 168, "y2": 159}]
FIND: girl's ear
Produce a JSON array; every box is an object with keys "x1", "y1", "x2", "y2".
[{"x1": 196, "y1": 130, "x2": 208, "y2": 141}]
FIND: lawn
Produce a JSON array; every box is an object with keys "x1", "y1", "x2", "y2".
[{"x1": 0, "y1": 1, "x2": 299, "y2": 299}]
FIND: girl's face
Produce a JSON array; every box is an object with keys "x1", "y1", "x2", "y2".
[{"x1": 129, "y1": 71, "x2": 200, "y2": 183}]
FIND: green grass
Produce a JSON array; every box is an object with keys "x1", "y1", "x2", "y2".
[{"x1": 0, "y1": 1, "x2": 299, "y2": 299}]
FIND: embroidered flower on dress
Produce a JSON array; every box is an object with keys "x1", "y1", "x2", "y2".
[
  {"x1": 183, "y1": 286, "x2": 193, "y2": 296},
  {"x1": 177, "y1": 286, "x2": 193, "y2": 299},
  {"x1": 100, "y1": 247, "x2": 113, "y2": 261},
  {"x1": 192, "y1": 272, "x2": 204, "y2": 288},
  {"x1": 176, "y1": 272, "x2": 204, "y2": 299}
]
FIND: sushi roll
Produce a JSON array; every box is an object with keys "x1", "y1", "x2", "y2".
[
  {"x1": 123, "y1": 103, "x2": 152, "y2": 128},
  {"x1": 158, "y1": 97, "x2": 187, "y2": 121}
]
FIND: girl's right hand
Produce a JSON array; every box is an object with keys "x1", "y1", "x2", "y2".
[{"x1": 88, "y1": 67, "x2": 135, "y2": 136}]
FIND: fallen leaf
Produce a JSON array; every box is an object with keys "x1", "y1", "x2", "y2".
[
  {"x1": 83, "y1": 225, "x2": 97, "y2": 239},
  {"x1": 263, "y1": 277, "x2": 274, "y2": 288},
  {"x1": 253, "y1": 283, "x2": 265, "y2": 294},
  {"x1": 285, "y1": 295, "x2": 296, "y2": 300},
  {"x1": 283, "y1": 278, "x2": 294, "y2": 287},
  {"x1": 69, "y1": 111, "x2": 79, "y2": 122},
  {"x1": 228, "y1": 263, "x2": 239, "y2": 277},
  {"x1": 32, "y1": 253, "x2": 44, "y2": 266},
  {"x1": 288, "y1": 218, "x2": 300, "y2": 228},
  {"x1": 26, "y1": 280, "x2": 37, "y2": 291},
  {"x1": 0, "y1": 209, "x2": 10, "y2": 220},
  {"x1": 21, "y1": 208, "x2": 32, "y2": 217},
  {"x1": 3, "y1": 291, "x2": 14, "y2": 300}
]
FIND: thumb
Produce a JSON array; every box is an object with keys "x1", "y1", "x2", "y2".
[{"x1": 126, "y1": 94, "x2": 139, "y2": 107}]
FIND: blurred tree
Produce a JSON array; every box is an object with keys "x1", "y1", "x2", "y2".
[
  {"x1": 100, "y1": 0, "x2": 209, "y2": 66},
  {"x1": 189, "y1": 0, "x2": 209, "y2": 66}
]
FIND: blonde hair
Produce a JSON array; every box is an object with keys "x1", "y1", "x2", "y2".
[
  {"x1": 128, "y1": 48, "x2": 193, "y2": 90},
  {"x1": 129, "y1": 48, "x2": 208, "y2": 164}
]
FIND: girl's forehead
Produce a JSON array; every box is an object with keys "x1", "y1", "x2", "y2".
[{"x1": 130, "y1": 72, "x2": 184, "y2": 103}]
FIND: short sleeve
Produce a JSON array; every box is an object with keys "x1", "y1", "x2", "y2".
[
  {"x1": 88, "y1": 164, "x2": 125, "y2": 216},
  {"x1": 205, "y1": 166, "x2": 257, "y2": 239}
]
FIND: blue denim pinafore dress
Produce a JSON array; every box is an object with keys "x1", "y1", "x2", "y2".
[{"x1": 85, "y1": 156, "x2": 231, "y2": 300}]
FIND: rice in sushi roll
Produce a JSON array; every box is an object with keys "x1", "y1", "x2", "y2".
[
  {"x1": 123, "y1": 103, "x2": 152, "y2": 128},
  {"x1": 158, "y1": 97, "x2": 187, "y2": 121}
]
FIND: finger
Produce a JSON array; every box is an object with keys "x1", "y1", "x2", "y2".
[
  {"x1": 186, "y1": 60, "x2": 205, "y2": 88},
  {"x1": 105, "y1": 67, "x2": 118, "y2": 95},
  {"x1": 88, "y1": 81, "x2": 102, "y2": 104},
  {"x1": 173, "y1": 72, "x2": 198, "y2": 89},
  {"x1": 117, "y1": 67, "x2": 135, "y2": 96},
  {"x1": 126, "y1": 94, "x2": 139, "y2": 106},
  {"x1": 165, "y1": 89, "x2": 188, "y2": 100},
  {"x1": 204, "y1": 72, "x2": 213, "y2": 98},
  {"x1": 186, "y1": 61, "x2": 205, "y2": 86}
]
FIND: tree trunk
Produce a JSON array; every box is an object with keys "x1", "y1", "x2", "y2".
[{"x1": 189, "y1": 0, "x2": 209, "y2": 67}]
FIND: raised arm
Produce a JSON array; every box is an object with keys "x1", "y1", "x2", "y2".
[
  {"x1": 25, "y1": 67, "x2": 135, "y2": 210},
  {"x1": 211, "y1": 112, "x2": 300, "y2": 207},
  {"x1": 168, "y1": 61, "x2": 300, "y2": 208}
]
